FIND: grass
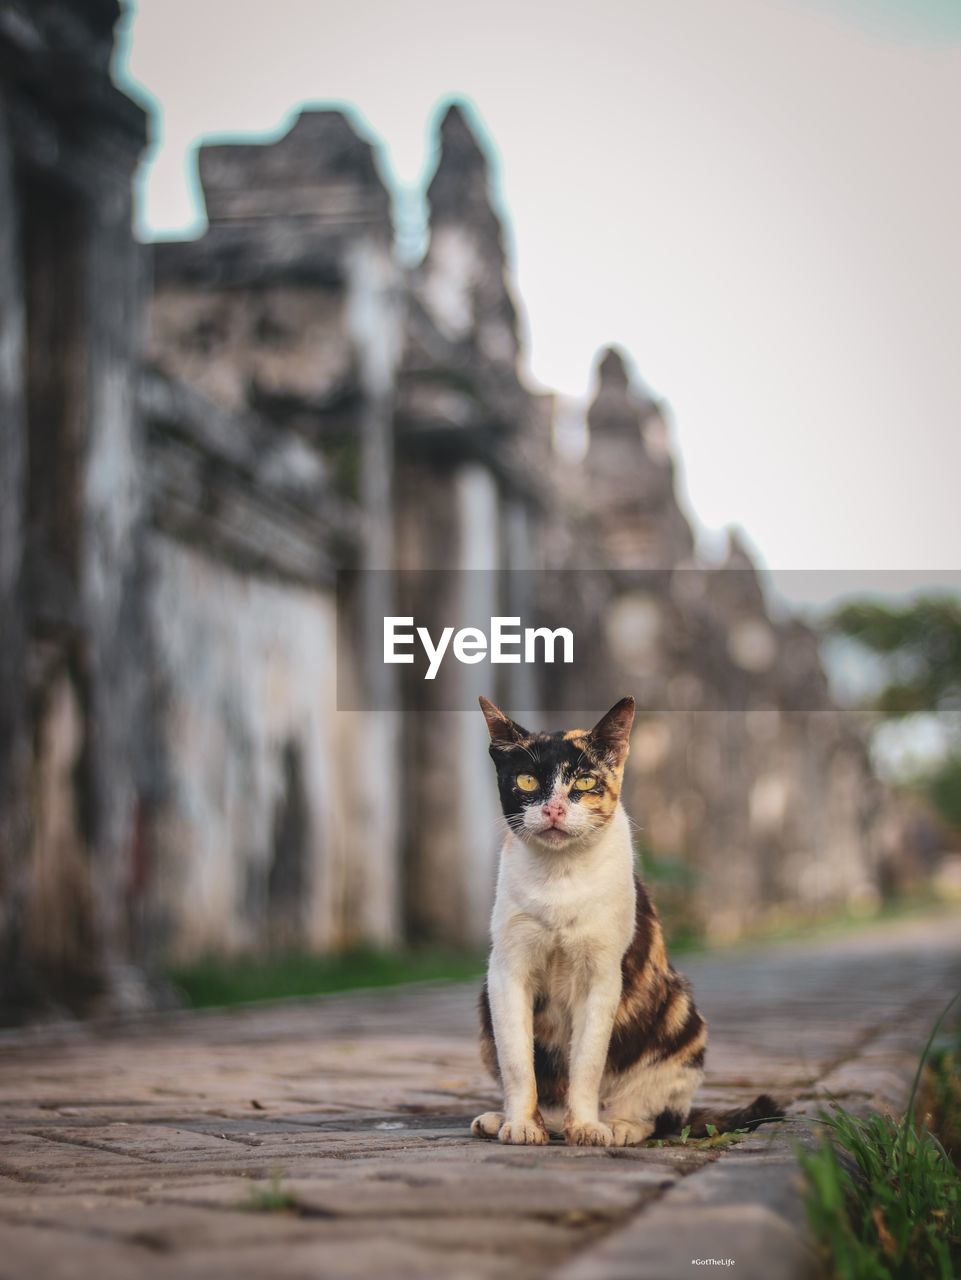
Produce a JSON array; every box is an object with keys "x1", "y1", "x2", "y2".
[
  {"x1": 244, "y1": 1172, "x2": 299, "y2": 1213},
  {"x1": 798, "y1": 996, "x2": 961, "y2": 1279},
  {"x1": 166, "y1": 889, "x2": 955, "y2": 1009},
  {"x1": 166, "y1": 946, "x2": 487, "y2": 1009},
  {"x1": 917, "y1": 1035, "x2": 961, "y2": 1168}
]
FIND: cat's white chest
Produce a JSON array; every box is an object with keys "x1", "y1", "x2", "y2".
[
  {"x1": 493, "y1": 809, "x2": 636, "y2": 963},
  {"x1": 522, "y1": 868, "x2": 598, "y2": 933}
]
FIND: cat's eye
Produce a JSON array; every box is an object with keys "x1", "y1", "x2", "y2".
[
  {"x1": 574, "y1": 774, "x2": 598, "y2": 791},
  {"x1": 516, "y1": 773, "x2": 540, "y2": 792}
]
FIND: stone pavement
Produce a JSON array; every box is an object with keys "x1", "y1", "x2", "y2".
[{"x1": 0, "y1": 911, "x2": 959, "y2": 1280}]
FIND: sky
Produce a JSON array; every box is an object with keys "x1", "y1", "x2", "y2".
[{"x1": 115, "y1": 0, "x2": 961, "y2": 611}]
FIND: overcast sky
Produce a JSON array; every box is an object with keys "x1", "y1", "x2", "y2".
[{"x1": 116, "y1": 0, "x2": 961, "y2": 608}]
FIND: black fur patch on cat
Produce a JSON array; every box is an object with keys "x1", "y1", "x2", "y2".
[
  {"x1": 478, "y1": 983, "x2": 497, "y2": 1080},
  {"x1": 685, "y1": 1094, "x2": 784, "y2": 1138},
  {"x1": 652, "y1": 1108, "x2": 686, "y2": 1138},
  {"x1": 533, "y1": 1041, "x2": 567, "y2": 1107}
]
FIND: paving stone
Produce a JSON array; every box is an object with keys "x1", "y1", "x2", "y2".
[
  {"x1": 0, "y1": 1220, "x2": 172, "y2": 1280},
  {"x1": 0, "y1": 1134, "x2": 157, "y2": 1182},
  {"x1": 0, "y1": 909, "x2": 959, "y2": 1279},
  {"x1": 0, "y1": 1192, "x2": 327, "y2": 1250},
  {"x1": 555, "y1": 1200, "x2": 818, "y2": 1280}
]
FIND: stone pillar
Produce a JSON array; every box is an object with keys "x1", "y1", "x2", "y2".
[
  {"x1": 346, "y1": 239, "x2": 404, "y2": 945},
  {"x1": 0, "y1": 99, "x2": 30, "y2": 1015},
  {"x1": 81, "y1": 121, "x2": 152, "y2": 1006},
  {"x1": 396, "y1": 101, "x2": 540, "y2": 942},
  {"x1": 454, "y1": 465, "x2": 502, "y2": 941},
  {"x1": 0, "y1": 1, "x2": 150, "y2": 1020}
]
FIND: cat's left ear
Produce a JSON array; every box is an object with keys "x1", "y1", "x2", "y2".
[
  {"x1": 589, "y1": 696, "x2": 635, "y2": 763},
  {"x1": 479, "y1": 696, "x2": 530, "y2": 746}
]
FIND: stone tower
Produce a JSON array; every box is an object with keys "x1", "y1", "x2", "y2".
[{"x1": 583, "y1": 346, "x2": 694, "y2": 570}]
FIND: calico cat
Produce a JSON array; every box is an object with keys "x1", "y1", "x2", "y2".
[{"x1": 472, "y1": 695, "x2": 780, "y2": 1146}]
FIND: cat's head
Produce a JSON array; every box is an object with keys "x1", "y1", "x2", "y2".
[{"x1": 479, "y1": 696, "x2": 635, "y2": 851}]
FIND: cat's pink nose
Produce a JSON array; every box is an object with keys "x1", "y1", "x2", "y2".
[{"x1": 541, "y1": 798, "x2": 567, "y2": 824}]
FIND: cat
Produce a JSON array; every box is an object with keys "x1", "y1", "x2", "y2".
[{"x1": 471, "y1": 694, "x2": 780, "y2": 1146}]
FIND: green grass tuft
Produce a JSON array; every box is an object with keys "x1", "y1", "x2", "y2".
[
  {"x1": 799, "y1": 995, "x2": 961, "y2": 1279},
  {"x1": 800, "y1": 1107, "x2": 961, "y2": 1279},
  {"x1": 244, "y1": 1172, "x2": 299, "y2": 1213},
  {"x1": 167, "y1": 947, "x2": 487, "y2": 1009}
]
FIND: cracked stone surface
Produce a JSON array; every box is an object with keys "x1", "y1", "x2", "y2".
[{"x1": 0, "y1": 910, "x2": 959, "y2": 1280}]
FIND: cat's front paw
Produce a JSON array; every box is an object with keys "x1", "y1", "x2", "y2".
[
  {"x1": 609, "y1": 1119, "x2": 654, "y2": 1147},
  {"x1": 471, "y1": 1111, "x2": 504, "y2": 1139},
  {"x1": 498, "y1": 1117, "x2": 549, "y2": 1145},
  {"x1": 565, "y1": 1119, "x2": 613, "y2": 1147}
]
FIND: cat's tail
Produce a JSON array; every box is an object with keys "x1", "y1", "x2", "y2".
[{"x1": 683, "y1": 1094, "x2": 784, "y2": 1138}]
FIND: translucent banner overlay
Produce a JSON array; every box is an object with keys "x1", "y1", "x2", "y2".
[{"x1": 335, "y1": 569, "x2": 961, "y2": 713}]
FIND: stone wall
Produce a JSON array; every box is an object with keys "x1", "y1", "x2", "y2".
[
  {"x1": 145, "y1": 112, "x2": 405, "y2": 958},
  {"x1": 147, "y1": 537, "x2": 345, "y2": 958},
  {"x1": 0, "y1": 0, "x2": 151, "y2": 1017},
  {"x1": 139, "y1": 368, "x2": 366, "y2": 959}
]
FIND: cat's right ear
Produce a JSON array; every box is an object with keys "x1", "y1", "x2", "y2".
[{"x1": 479, "y1": 696, "x2": 529, "y2": 746}]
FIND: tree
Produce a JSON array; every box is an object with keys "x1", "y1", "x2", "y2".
[{"x1": 828, "y1": 596, "x2": 961, "y2": 828}]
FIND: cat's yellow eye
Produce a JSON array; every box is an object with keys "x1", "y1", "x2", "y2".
[
  {"x1": 574, "y1": 774, "x2": 598, "y2": 791},
  {"x1": 516, "y1": 773, "x2": 539, "y2": 792}
]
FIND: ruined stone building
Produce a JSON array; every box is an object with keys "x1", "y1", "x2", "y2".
[{"x1": 0, "y1": 0, "x2": 895, "y2": 1020}]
